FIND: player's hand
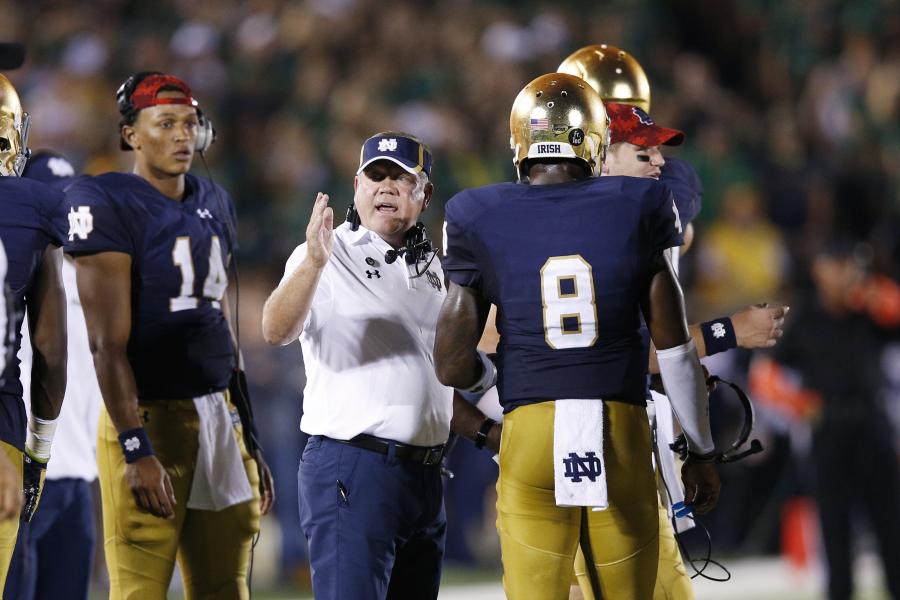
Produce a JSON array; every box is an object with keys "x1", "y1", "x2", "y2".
[
  {"x1": 252, "y1": 449, "x2": 275, "y2": 516},
  {"x1": 0, "y1": 451, "x2": 22, "y2": 521},
  {"x1": 22, "y1": 451, "x2": 47, "y2": 522},
  {"x1": 306, "y1": 192, "x2": 334, "y2": 269},
  {"x1": 732, "y1": 303, "x2": 789, "y2": 349},
  {"x1": 681, "y1": 456, "x2": 721, "y2": 514},
  {"x1": 126, "y1": 455, "x2": 176, "y2": 519}
]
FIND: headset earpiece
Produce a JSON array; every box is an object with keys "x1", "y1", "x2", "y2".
[{"x1": 195, "y1": 109, "x2": 216, "y2": 154}]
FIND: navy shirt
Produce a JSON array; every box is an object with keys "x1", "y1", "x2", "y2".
[
  {"x1": 65, "y1": 172, "x2": 237, "y2": 400},
  {"x1": 443, "y1": 176, "x2": 683, "y2": 411},
  {"x1": 0, "y1": 176, "x2": 67, "y2": 448},
  {"x1": 660, "y1": 156, "x2": 702, "y2": 227}
]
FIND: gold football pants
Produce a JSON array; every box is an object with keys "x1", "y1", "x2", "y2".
[
  {"x1": 0, "y1": 441, "x2": 21, "y2": 592},
  {"x1": 575, "y1": 503, "x2": 694, "y2": 600},
  {"x1": 98, "y1": 396, "x2": 261, "y2": 600},
  {"x1": 497, "y1": 400, "x2": 659, "y2": 600}
]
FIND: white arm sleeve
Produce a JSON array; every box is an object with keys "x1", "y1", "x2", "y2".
[{"x1": 656, "y1": 339, "x2": 714, "y2": 454}]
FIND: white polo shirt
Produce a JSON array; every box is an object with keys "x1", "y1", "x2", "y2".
[
  {"x1": 20, "y1": 258, "x2": 102, "y2": 482},
  {"x1": 282, "y1": 222, "x2": 452, "y2": 447}
]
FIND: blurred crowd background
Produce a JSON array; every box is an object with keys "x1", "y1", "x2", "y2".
[{"x1": 3, "y1": 0, "x2": 899, "y2": 596}]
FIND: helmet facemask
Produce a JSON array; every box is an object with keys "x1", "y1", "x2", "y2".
[{"x1": 0, "y1": 75, "x2": 30, "y2": 177}]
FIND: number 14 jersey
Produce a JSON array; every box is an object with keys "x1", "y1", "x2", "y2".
[
  {"x1": 442, "y1": 176, "x2": 682, "y2": 412},
  {"x1": 65, "y1": 172, "x2": 236, "y2": 400}
]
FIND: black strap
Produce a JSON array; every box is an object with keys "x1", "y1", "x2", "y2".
[
  {"x1": 474, "y1": 417, "x2": 496, "y2": 450},
  {"x1": 333, "y1": 435, "x2": 445, "y2": 465}
]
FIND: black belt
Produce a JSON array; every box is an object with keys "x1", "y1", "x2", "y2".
[{"x1": 330, "y1": 434, "x2": 445, "y2": 466}]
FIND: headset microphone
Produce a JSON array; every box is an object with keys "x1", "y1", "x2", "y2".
[{"x1": 383, "y1": 223, "x2": 436, "y2": 275}]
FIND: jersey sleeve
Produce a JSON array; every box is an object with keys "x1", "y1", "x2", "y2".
[
  {"x1": 646, "y1": 182, "x2": 684, "y2": 255},
  {"x1": 659, "y1": 157, "x2": 702, "y2": 226},
  {"x1": 36, "y1": 184, "x2": 68, "y2": 247},
  {"x1": 281, "y1": 242, "x2": 334, "y2": 335},
  {"x1": 441, "y1": 191, "x2": 483, "y2": 289},
  {"x1": 216, "y1": 183, "x2": 239, "y2": 253},
  {"x1": 64, "y1": 177, "x2": 139, "y2": 256}
]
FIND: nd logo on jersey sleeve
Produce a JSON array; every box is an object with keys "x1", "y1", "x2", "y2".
[{"x1": 67, "y1": 206, "x2": 93, "y2": 241}]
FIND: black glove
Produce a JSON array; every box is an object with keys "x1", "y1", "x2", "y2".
[{"x1": 22, "y1": 451, "x2": 47, "y2": 523}]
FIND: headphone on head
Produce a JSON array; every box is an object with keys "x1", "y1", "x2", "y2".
[{"x1": 116, "y1": 71, "x2": 216, "y2": 154}]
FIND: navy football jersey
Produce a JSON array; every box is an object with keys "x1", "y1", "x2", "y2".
[
  {"x1": 660, "y1": 156, "x2": 702, "y2": 226},
  {"x1": 65, "y1": 172, "x2": 237, "y2": 400},
  {"x1": 0, "y1": 176, "x2": 67, "y2": 448},
  {"x1": 443, "y1": 176, "x2": 682, "y2": 410}
]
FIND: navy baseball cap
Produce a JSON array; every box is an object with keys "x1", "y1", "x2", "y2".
[
  {"x1": 22, "y1": 151, "x2": 78, "y2": 190},
  {"x1": 358, "y1": 132, "x2": 433, "y2": 177}
]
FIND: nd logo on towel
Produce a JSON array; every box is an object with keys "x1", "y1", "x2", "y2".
[{"x1": 562, "y1": 452, "x2": 602, "y2": 482}]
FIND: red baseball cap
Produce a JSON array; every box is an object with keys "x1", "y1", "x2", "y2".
[
  {"x1": 606, "y1": 102, "x2": 684, "y2": 147},
  {"x1": 129, "y1": 74, "x2": 196, "y2": 112}
]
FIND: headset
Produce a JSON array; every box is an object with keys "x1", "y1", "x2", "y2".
[
  {"x1": 669, "y1": 375, "x2": 764, "y2": 464},
  {"x1": 384, "y1": 222, "x2": 434, "y2": 267},
  {"x1": 116, "y1": 71, "x2": 216, "y2": 154}
]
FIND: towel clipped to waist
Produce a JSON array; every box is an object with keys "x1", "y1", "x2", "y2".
[
  {"x1": 553, "y1": 399, "x2": 607, "y2": 510},
  {"x1": 188, "y1": 392, "x2": 254, "y2": 511}
]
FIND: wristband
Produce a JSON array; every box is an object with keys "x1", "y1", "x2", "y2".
[
  {"x1": 700, "y1": 317, "x2": 737, "y2": 356},
  {"x1": 26, "y1": 415, "x2": 58, "y2": 462},
  {"x1": 461, "y1": 351, "x2": 498, "y2": 394},
  {"x1": 118, "y1": 427, "x2": 155, "y2": 463},
  {"x1": 474, "y1": 418, "x2": 496, "y2": 450}
]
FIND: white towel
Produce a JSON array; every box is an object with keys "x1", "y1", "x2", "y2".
[
  {"x1": 554, "y1": 399, "x2": 607, "y2": 509},
  {"x1": 188, "y1": 392, "x2": 254, "y2": 511},
  {"x1": 650, "y1": 390, "x2": 695, "y2": 532}
]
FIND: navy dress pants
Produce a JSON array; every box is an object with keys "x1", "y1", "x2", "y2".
[{"x1": 298, "y1": 435, "x2": 446, "y2": 600}]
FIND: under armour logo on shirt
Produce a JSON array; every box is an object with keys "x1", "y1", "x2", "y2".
[
  {"x1": 711, "y1": 322, "x2": 726, "y2": 338},
  {"x1": 366, "y1": 270, "x2": 381, "y2": 279},
  {"x1": 562, "y1": 452, "x2": 602, "y2": 482},
  {"x1": 196, "y1": 208, "x2": 213, "y2": 219}
]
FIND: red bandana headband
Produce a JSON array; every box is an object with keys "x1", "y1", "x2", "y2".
[{"x1": 129, "y1": 74, "x2": 196, "y2": 112}]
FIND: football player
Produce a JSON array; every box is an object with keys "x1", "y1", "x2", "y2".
[
  {"x1": 65, "y1": 72, "x2": 273, "y2": 599},
  {"x1": 436, "y1": 73, "x2": 720, "y2": 600},
  {"x1": 0, "y1": 235, "x2": 24, "y2": 527},
  {"x1": 559, "y1": 46, "x2": 787, "y2": 600},
  {"x1": 6, "y1": 151, "x2": 99, "y2": 600},
  {"x1": 0, "y1": 74, "x2": 68, "y2": 589}
]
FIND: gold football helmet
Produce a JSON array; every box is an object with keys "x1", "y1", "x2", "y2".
[
  {"x1": 0, "y1": 74, "x2": 30, "y2": 177},
  {"x1": 509, "y1": 73, "x2": 608, "y2": 179},
  {"x1": 558, "y1": 44, "x2": 651, "y2": 112}
]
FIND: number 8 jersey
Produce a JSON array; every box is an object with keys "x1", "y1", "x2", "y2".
[
  {"x1": 442, "y1": 176, "x2": 682, "y2": 412},
  {"x1": 64, "y1": 172, "x2": 236, "y2": 400}
]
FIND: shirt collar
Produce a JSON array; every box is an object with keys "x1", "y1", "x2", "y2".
[
  {"x1": 342, "y1": 221, "x2": 372, "y2": 246},
  {"x1": 340, "y1": 222, "x2": 398, "y2": 255}
]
